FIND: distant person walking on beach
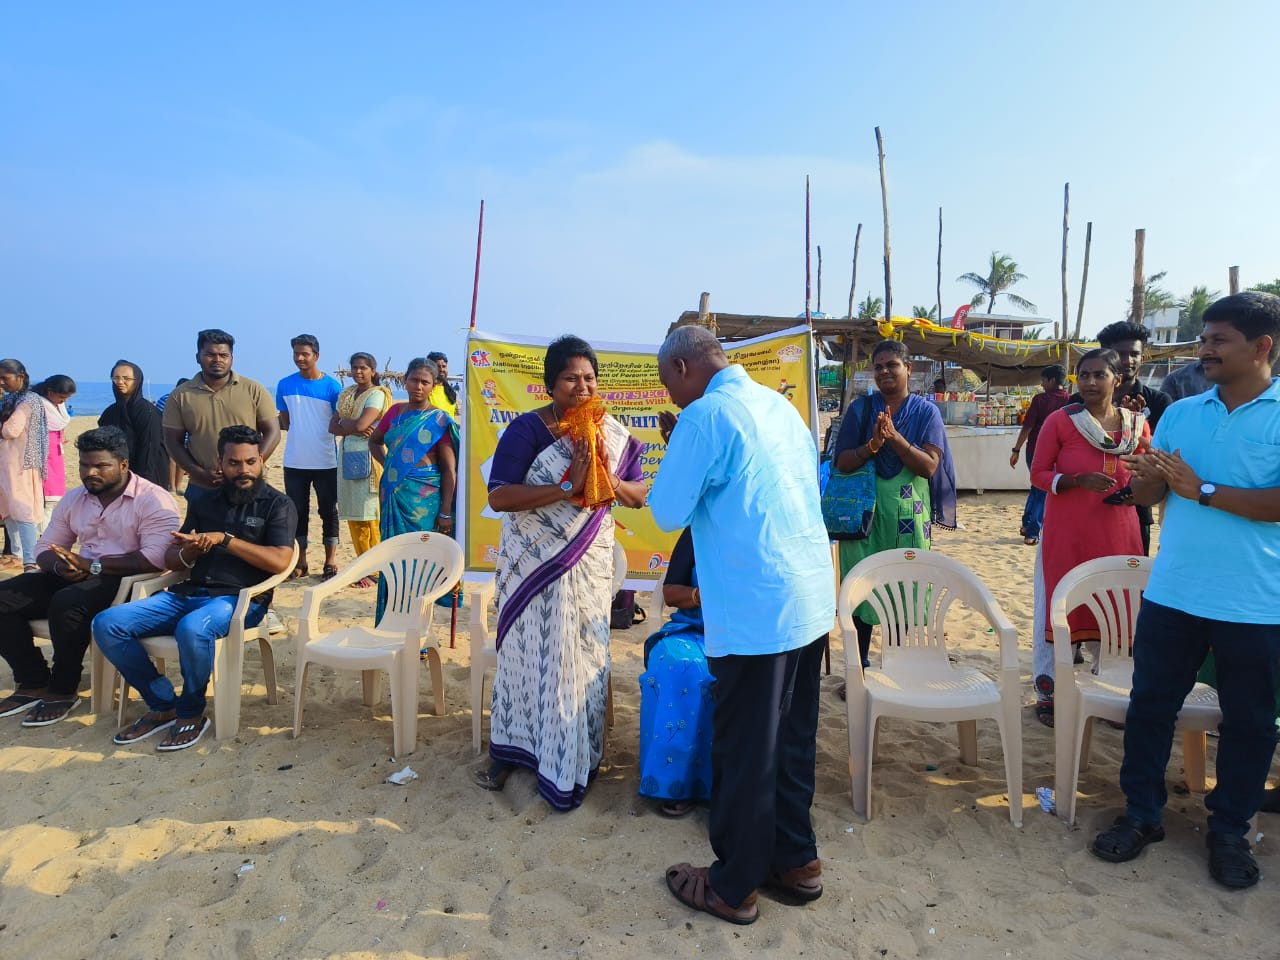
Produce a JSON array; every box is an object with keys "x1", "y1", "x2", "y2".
[
  {"x1": 650, "y1": 325, "x2": 834, "y2": 926},
  {"x1": 99, "y1": 360, "x2": 170, "y2": 490},
  {"x1": 1089, "y1": 293, "x2": 1280, "y2": 890},
  {"x1": 162, "y1": 330, "x2": 280, "y2": 506},
  {"x1": 0, "y1": 359, "x2": 48, "y2": 572},
  {"x1": 276, "y1": 335, "x2": 342, "y2": 580},
  {"x1": 1009, "y1": 365, "x2": 1070, "y2": 545}
]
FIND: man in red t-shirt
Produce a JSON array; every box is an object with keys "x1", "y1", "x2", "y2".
[{"x1": 1009, "y1": 365, "x2": 1070, "y2": 544}]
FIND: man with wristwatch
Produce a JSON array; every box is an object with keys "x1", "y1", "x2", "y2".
[
  {"x1": 0, "y1": 426, "x2": 179, "y2": 725},
  {"x1": 94, "y1": 425, "x2": 296, "y2": 751},
  {"x1": 1090, "y1": 292, "x2": 1280, "y2": 891}
]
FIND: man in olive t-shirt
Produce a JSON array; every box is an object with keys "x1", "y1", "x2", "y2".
[{"x1": 162, "y1": 329, "x2": 281, "y2": 504}]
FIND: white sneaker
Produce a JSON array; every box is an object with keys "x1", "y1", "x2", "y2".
[{"x1": 264, "y1": 610, "x2": 286, "y2": 636}]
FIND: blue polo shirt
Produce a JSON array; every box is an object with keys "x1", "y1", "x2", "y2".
[
  {"x1": 648, "y1": 365, "x2": 835, "y2": 657},
  {"x1": 1144, "y1": 378, "x2": 1280, "y2": 623}
]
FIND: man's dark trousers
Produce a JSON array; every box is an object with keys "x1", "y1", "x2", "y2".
[
  {"x1": 0, "y1": 571, "x2": 122, "y2": 696},
  {"x1": 707, "y1": 633, "x2": 826, "y2": 908}
]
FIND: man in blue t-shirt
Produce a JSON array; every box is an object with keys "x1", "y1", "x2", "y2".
[
  {"x1": 276, "y1": 334, "x2": 342, "y2": 579},
  {"x1": 1090, "y1": 292, "x2": 1280, "y2": 891}
]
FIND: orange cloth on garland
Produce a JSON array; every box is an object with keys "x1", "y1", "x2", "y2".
[{"x1": 558, "y1": 397, "x2": 615, "y2": 509}]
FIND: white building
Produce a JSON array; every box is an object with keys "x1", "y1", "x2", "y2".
[{"x1": 1144, "y1": 306, "x2": 1181, "y2": 344}]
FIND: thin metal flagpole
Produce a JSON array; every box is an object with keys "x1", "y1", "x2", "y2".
[{"x1": 805, "y1": 176, "x2": 812, "y2": 326}]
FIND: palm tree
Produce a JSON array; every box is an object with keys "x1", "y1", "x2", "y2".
[
  {"x1": 910, "y1": 304, "x2": 938, "y2": 321},
  {"x1": 1125, "y1": 270, "x2": 1176, "y2": 320},
  {"x1": 1177, "y1": 285, "x2": 1220, "y2": 341},
  {"x1": 856, "y1": 293, "x2": 884, "y2": 321},
  {"x1": 958, "y1": 252, "x2": 1037, "y2": 313}
]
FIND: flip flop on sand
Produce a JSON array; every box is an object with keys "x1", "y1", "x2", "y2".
[
  {"x1": 157, "y1": 716, "x2": 210, "y2": 752},
  {"x1": 22, "y1": 697, "x2": 81, "y2": 727},
  {"x1": 113, "y1": 712, "x2": 177, "y2": 744},
  {"x1": 0, "y1": 692, "x2": 45, "y2": 718},
  {"x1": 665, "y1": 863, "x2": 758, "y2": 925}
]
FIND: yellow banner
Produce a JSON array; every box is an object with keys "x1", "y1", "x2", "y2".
[{"x1": 460, "y1": 327, "x2": 815, "y2": 583}]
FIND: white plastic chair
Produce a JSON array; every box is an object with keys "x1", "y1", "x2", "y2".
[
  {"x1": 470, "y1": 540, "x2": 627, "y2": 754},
  {"x1": 29, "y1": 572, "x2": 169, "y2": 715},
  {"x1": 113, "y1": 543, "x2": 298, "y2": 739},
  {"x1": 841, "y1": 548, "x2": 1023, "y2": 826},
  {"x1": 1051, "y1": 555, "x2": 1221, "y2": 825},
  {"x1": 293, "y1": 533, "x2": 463, "y2": 756}
]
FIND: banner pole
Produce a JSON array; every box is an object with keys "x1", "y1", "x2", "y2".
[{"x1": 469, "y1": 199, "x2": 485, "y2": 330}]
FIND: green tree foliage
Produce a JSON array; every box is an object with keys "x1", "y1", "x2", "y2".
[
  {"x1": 856, "y1": 293, "x2": 884, "y2": 321},
  {"x1": 1177, "y1": 285, "x2": 1220, "y2": 341},
  {"x1": 957, "y1": 252, "x2": 1037, "y2": 313},
  {"x1": 1248, "y1": 278, "x2": 1280, "y2": 296},
  {"x1": 910, "y1": 304, "x2": 938, "y2": 321},
  {"x1": 1125, "y1": 270, "x2": 1176, "y2": 320}
]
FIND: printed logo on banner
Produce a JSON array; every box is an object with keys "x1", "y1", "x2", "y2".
[
  {"x1": 777, "y1": 344, "x2": 804, "y2": 363},
  {"x1": 648, "y1": 553, "x2": 668, "y2": 571},
  {"x1": 483, "y1": 545, "x2": 499, "y2": 562},
  {"x1": 469, "y1": 349, "x2": 492, "y2": 368}
]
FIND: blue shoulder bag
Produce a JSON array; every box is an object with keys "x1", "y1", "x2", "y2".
[{"x1": 820, "y1": 398, "x2": 877, "y2": 540}]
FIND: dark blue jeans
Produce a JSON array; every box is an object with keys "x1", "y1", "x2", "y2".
[
  {"x1": 1121, "y1": 599, "x2": 1280, "y2": 836},
  {"x1": 1020, "y1": 463, "x2": 1046, "y2": 539}
]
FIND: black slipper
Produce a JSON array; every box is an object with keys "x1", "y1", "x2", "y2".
[
  {"x1": 21, "y1": 697, "x2": 81, "y2": 727},
  {"x1": 1090, "y1": 815, "x2": 1165, "y2": 862},
  {"x1": 474, "y1": 762, "x2": 513, "y2": 791},
  {"x1": 1207, "y1": 832, "x2": 1259, "y2": 889},
  {"x1": 0, "y1": 692, "x2": 45, "y2": 718},
  {"x1": 660, "y1": 799, "x2": 696, "y2": 818}
]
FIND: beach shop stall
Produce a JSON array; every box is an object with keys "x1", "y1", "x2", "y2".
[{"x1": 671, "y1": 306, "x2": 1194, "y2": 493}]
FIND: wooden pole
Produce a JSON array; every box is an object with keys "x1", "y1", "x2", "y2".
[
  {"x1": 816, "y1": 245, "x2": 823, "y2": 314},
  {"x1": 1060, "y1": 183, "x2": 1070, "y2": 337},
  {"x1": 697, "y1": 291, "x2": 711, "y2": 320},
  {"x1": 1229, "y1": 265, "x2": 1240, "y2": 294},
  {"x1": 1074, "y1": 221, "x2": 1092, "y2": 339},
  {"x1": 1131, "y1": 228, "x2": 1146, "y2": 325},
  {"x1": 875, "y1": 127, "x2": 892, "y2": 320},
  {"x1": 936, "y1": 207, "x2": 943, "y2": 325},
  {"x1": 469, "y1": 199, "x2": 485, "y2": 329},
  {"x1": 847, "y1": 223, "x2": 862, "y2": 318},
  {"x1": 805, "y1": 176, "x2": 812, "y2": 325}
]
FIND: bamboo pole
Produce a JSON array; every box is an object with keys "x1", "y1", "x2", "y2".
[
  {"x1": 1130, "y1": 229, "x2": 1146, "y2": 325},
  {"x1": 817, "y1": 245, "x2": 823, "y2": 314},
  {"x1": 1074, "y1": 221, "x2": 1092, "y2": 339},
  {"x1": 805, "y1": 176, "x2": 812, "y2": 325},
  {"x1": 1229, "y1": 265, "x2": 1240, "y2": 294},
  {"x1": 936, "y1": 207, "x2": 943, "y2": 325},
  {"x1": 469, "y1": 199, "x2": 485, "y2": 329},
  {"x1": 875, "y1": 127, "x2": 892, "y2": 320},
  {"x1": 1060, "y1": 183, "x2": 1070, "y2": 337},
  {"x1": 847, "y1": 223, "x2": 862, "y2": 318}
]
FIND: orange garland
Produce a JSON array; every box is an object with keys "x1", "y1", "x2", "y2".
[{"x1": 558, "y1": 397, "x2": 615, "y2": 509}]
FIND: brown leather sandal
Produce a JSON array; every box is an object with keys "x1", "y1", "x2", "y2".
[
  {"x1": 765, "y1": 858, "x2": 823, "y2": 903},
  {"x1": 665, "y1": 863, "x2": 758, "y2": 925}
]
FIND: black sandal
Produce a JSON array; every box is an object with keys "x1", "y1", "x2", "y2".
[
  {"x1": 474, "y1": 761, "x2": 514, "y2": 792},
  {"x1": 1090, "y1": 815, "x2": 1165, "y2": 862},
  {"x1": 1034, "y1": 674, "x2": 1054, "y2": 728},
  {"x1": 1207, "y1": 832, "x2": 1259, "y2": 889},
  {"x1": 660, "y1": 799, "x2": 696, "y2": 818}
]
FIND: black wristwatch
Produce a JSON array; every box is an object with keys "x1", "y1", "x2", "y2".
[
  {"x1": 222, "y1": 532, "x2": 236, "y2": 549},
  {"x1": 1198, "y1": 482, "x2": 1216, "y2": 507}
]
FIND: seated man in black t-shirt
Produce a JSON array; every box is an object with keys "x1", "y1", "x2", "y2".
[{"x1": 93, "y1": 425, "x2": 297, "y2": 752}]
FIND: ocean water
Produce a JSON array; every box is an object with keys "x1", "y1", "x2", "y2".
[{"x1": 63, "y1": 381, "x2": 178, "y2": 417}]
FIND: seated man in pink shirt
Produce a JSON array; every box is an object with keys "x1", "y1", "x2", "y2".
[{"x1": 0, "y1": 426, "x2": 180, "y2": 725}]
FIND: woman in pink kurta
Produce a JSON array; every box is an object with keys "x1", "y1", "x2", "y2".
[
  {"x1": 1030, "y1": 348, "x2": 1150, "y2": 724},
  {"x1": 34, "y1": 375, "x2": 76, "y2": 529},
  {"x1": 0, "y1": 360, "x2": 48, "y2": 570}
]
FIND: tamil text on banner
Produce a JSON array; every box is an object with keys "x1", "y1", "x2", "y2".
[{"x1": 459, "y1": 326, "x2": 816, "y2": 584}]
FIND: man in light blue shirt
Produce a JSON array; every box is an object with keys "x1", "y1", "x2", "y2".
[
  {"x1": 1091, "y1": 292, "x2": 1280, "y2": 891},
  {"x1": 650, "y1": 325, "x2": 834, "y2": 926}
]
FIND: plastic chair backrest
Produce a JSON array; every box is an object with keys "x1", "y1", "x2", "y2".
[
  {"x1": 371, "y1": 533, "x2": 465, "y2": 635},
  {"x1": 840, "y1": 549, "x2": 998, "y2": 669},
  {"x1": 1050, "y1": 556, "x2": 1149, "y2": 667}
]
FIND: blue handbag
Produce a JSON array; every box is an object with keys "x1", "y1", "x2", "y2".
[
  {"x1": 820, "y1": 398, "x2": 877, "y2": 540},
  {"x1": 341, "y1": 448, "x2": 371, "y2": 481}
]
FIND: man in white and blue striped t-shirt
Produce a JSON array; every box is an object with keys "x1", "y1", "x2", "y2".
[{"x1": 276, "y1": 334, "x2": 342, "y2": 579}]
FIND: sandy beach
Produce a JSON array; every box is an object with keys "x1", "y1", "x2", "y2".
[{"x1": 0, "y1": 416, "x2": 1275, "y2": 960}]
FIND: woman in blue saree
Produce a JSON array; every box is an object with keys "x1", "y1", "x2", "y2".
[
  {"x1": 638, "y1": 527, "x2": 713, "y2": 817},
  {"x1": 475, "y1": 335, "x2": 647, "y2": 811},
  {"x1": 369, "y1": 357, "x2": 458, "y2": 622}
]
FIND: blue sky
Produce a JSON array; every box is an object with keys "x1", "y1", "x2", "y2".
[{"x1": 2, "y1": 2, "x2": 1276, "y2": 385}]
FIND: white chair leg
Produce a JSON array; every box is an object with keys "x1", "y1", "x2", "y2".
[
  {"x1": 399, "y1": 653, "x2": 419, "y2": 754},
  {"x1": 1054, "y1": 676, "x2": 1080, "y2": 823},
  {"x1": 292, "y1": 660, "x2": 310, "y2": 739},
  {"x1": 425, "y1": 648, "x2": 444, "y2": 717},
  {"x1": 1183, "y1": 730, "x2": 1208, "y2": 792},
  {"x1": 845, "y1": 672, "x2": 870, "y2": 819},
  {"x1": 258, "y1": 638, "x2": 278, "y2": 705},
  {"x1": 362, "y1": 669, "x2": 381, "y2": 707},
  {"x1": 999, "y1": 689, "x2": 1023, "y2": 827},
  {"x1": 957, "y1": 719, "x2": 978, "y2": 765},
  {"x1": 213, "y1": 636, "x2": 245, "y2": 740},
  {"x1": 1078, "y1": 719, "x2": 1095, "y2": 774}
]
